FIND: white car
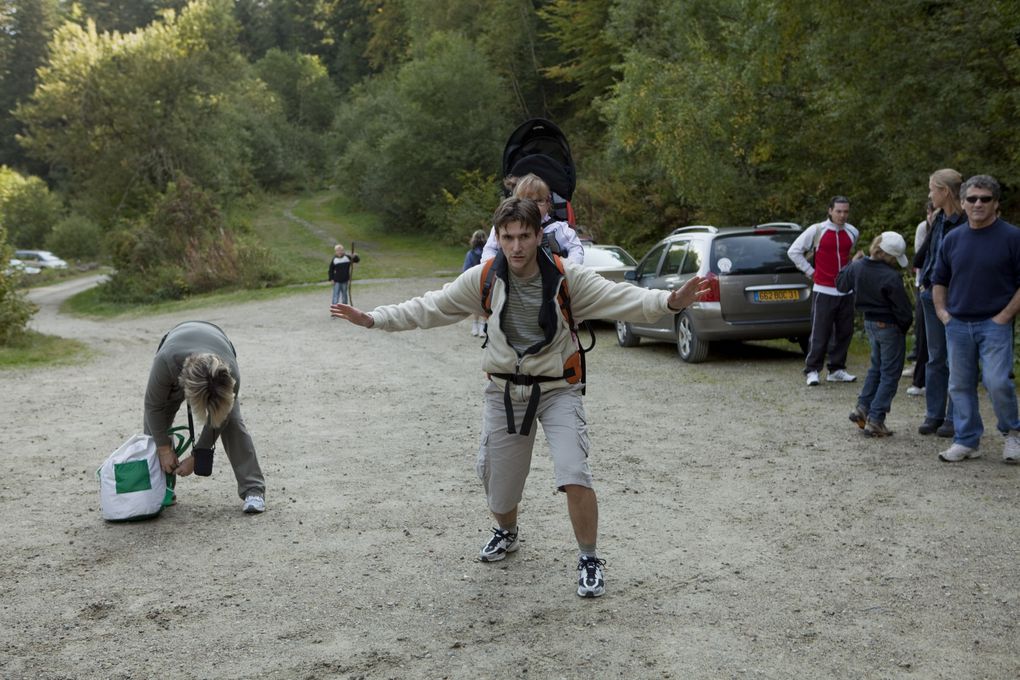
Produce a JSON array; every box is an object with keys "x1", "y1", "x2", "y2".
[
  {"x1": 14, "y1": 249, "x2": 68, "y2": 269},
  {"x1": 6, "y1": 258, "x2": 43, "y2": 275}
]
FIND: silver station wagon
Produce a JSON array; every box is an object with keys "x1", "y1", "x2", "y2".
[{"x1": 615, "y1": 224, "x2": 813, "y2": 362}]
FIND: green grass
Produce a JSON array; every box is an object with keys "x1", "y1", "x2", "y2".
[
  {"x1": 0, "y1": 330, "x2": 91, "y2": 368},
  {"x1": 247, "y1": 190, "x2": 465, "y2": 284},
  {"x1": 62, "y1": 281, "x2": 323, "y2": 319}
]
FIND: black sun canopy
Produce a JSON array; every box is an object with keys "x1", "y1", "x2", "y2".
[{"x1": 501, "y1": 118, "x2": 576, "y2": 203}]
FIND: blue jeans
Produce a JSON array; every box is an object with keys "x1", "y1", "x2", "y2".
[
  {"x1": 945, "y1": 317, "x2": 1020, "y2": 449},
  {"x1": 332, "y1": 281, "x2": 350, "y2": 305},
  {"x1": 920, "y1": 290, "x2": 953, "y2": 422},
  {"x1": 857, "y1": 321, "x2": 905, "y2": 422}
]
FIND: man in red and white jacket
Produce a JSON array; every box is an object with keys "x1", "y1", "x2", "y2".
[{"x1": 788, "y1": 196, "x2": 860, "y2": 386}]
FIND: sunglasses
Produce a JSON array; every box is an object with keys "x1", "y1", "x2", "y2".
[{"x1": 965, "y1": 195, "x2": 995, "y2": 204}]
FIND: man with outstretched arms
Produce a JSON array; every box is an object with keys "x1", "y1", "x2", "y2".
[{"x1": 331, "y1": 197, "x2": 708, "y2": 598}]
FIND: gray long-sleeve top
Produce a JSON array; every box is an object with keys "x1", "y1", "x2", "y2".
[{"x1": 144, "y1": 321, "x2": 239, "y2": 449}]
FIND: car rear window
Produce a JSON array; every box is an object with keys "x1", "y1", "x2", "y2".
[
  {"x1": 584, "y1": 247, "x2": 636, "y2": 268},
  {"x1": 710, "y1": 233, "x2": 800, "y2": 275}
]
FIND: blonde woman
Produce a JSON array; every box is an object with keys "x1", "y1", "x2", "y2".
[
  {"x1": 144, "y1": 321, "x2": 266, "y2": 513},
  {"x1": 914, "y1": 169, "x2": 965, "y2": 437}
]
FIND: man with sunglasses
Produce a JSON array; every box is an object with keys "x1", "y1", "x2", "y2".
[{"x1": 931, "y1": 175, "x2": 1020, "y2": 463}]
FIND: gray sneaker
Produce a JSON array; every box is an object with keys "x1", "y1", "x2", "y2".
[
  {"x1": 1003, "y1": 432, "x2": 1020, "y2": 464},
  {"x1": 938, "y1": 443, "x2": 980, "y2": 462},
  {"x1": 242, "y1": 494, "x2": 266, "y2": 513},
  {"x1": 826, "y1": 369, "x2": 857, "y2": 382}
]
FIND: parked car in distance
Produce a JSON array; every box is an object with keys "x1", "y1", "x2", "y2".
[
  {"x1": 581, "y1": 243, "x2": 637, "y2": 283},
  {"x1": 14, "y1": 249, "x2": 68, "y2": 270},
  {"x1": 615, "y1": 223, "x2": 812, "y2": 362},
  {"x1": 6, "y1": 258, "x2": 42, "y2": 275}
]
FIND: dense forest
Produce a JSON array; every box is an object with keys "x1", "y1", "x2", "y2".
[{"x1": 1, "y1": 0, "x2": 1019, "y2": 309}]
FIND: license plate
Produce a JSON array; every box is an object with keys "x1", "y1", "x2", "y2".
[{"x1": 754, "y1": 289, "x2": 799, "y2": 302}]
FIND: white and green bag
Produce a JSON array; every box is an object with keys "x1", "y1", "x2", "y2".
[{"x1": 97, "y1": 434, "x2": 167, "y2": 521}]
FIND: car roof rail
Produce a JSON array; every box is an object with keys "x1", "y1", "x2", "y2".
[
  {"x1": 669, "y1": 225, "x2": 718, "y2": 235},
  {"x1": 754, "y1": 221, "x2": 802, "y2": 230}
]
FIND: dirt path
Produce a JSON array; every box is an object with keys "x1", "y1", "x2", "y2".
[{"x1": 2, "y1": 277, "x2": 1018, "y2": 679}]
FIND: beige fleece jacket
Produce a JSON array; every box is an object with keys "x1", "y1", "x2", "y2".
[{"x1": 368, "y1": 262, "x2": 674, "y2": 399}]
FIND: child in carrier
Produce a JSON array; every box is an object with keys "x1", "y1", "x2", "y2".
[
  {"x1": 480, "y1": 173, "x2": 584, "y2": 265},
  {"x1": 836, "y1": 232, "x2": 914, "y2": 437}
]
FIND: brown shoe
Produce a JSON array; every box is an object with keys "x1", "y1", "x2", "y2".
[
  {"x1": 864, "y1": 418, "x2": 893, "y2": 437},
  {"x1": 848, "y1": 406, "x2": 867, "y2": 429}
]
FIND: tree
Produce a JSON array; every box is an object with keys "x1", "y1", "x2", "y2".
[
  {"x1": 334, "y1": 31, "x2": 511, "y2": 228},
  {"x1": 17, "y1": 0, "x2": 284, "y2": 221},
  {"x1": 0, "y1": 0, "x2": 62, "y2": 170}
]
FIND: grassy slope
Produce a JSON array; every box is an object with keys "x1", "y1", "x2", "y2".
[{"x1": 251, "y1": 191, "x2": 464, "y2": 284}]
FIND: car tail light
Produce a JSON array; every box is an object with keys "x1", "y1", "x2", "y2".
[{"x1": 701, "y1": 272, "x2": 721, "y2": 302}]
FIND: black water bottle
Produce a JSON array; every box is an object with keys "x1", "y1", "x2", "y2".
[{"x1": 193, "y1": 447, "x2": 214, "y2": 476}]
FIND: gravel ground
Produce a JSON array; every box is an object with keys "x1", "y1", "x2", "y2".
[{"x1": 1, "y1": 275, "x2": 1018, "y2": 679}]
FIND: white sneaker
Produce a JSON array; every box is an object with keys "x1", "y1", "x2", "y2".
[
  {"x1": 906, "y1": 385, "x2": 925, "y2": 396},
  {"x1": 938, "y1": 443, "x2": 980, "y2": 462},
  {"x1": 242, "y1": 494, "x2": 266, "y2": 513},
  {"x1": 901, "y1": 364, "x2": 915, "y2": 378},
  {"x1": 806, "y1": 371, "x2": 820, "y2": 386},
  {"x1": 827, "y1": 369, "x2": 857, "y2": 382},
  {"x1": 577, "y1": 556, "x2": 606, "y2": 598},
  {"x1": 1003, "y1": 432, "x2": 1020, "y2": 464},
  {"x1": 479, "y1": 527, "x2": 519, "y2": 562}
]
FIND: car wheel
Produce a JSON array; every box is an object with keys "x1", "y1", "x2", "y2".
[
  {"x1": 676, "y1": 311, "x2": 709, "y2": 363},
  {"x1": 796, "y1": 336, "x2": 810, "y2": 355},
  {"x1": 616, "y1": 320, "x2": 640, "y2": 347}
]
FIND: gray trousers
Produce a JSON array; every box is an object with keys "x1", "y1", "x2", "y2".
[{"x1": 145, "y1": 398, "x2": 265, "y2": 500}]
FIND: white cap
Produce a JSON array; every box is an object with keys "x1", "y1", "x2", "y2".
[{"x1": 878, "y1": 231, "x2": 908, "y2": 267}]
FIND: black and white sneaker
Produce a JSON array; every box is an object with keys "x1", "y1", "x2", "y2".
[
  {"x1": 576, "y1": 556, "x2": 606, "y2": 598},
  {"x1": 479, "y1": 527, "x2": 519, "y2": 562}
]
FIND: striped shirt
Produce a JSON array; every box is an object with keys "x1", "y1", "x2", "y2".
[{"x1": 503, "y1": 272, "x2": 544, "y2": 354}]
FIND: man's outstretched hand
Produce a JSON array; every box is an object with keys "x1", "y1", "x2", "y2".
[
  {"x1": 330, "y1": 303, "x2": 374, "y2": 328},
  {"x1": 667, "y1": 275, "x2": 712, "y2": 312}
]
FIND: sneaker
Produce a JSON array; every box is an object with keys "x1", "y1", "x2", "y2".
[
  {"x1": 806, "y1": 371, "x2": 820, "y2": 386},
  {"x1": 938, "y1": 443, "x2": 980, "y2": 462},
  {"x1": 576, "y1": 556, "x2": 606, "y2": 598},
  {"x1": 901, "y1": 364, "x2": 915, "y2": 378},
  {"x1": 1003, "y1": 432, "x2": 1020, "y2": 464},
  {"x1": 936, "y1": 421, "x2": 955, "y2": 438},
  {"x1": 242, "y1": 494, "x2": 266, "y2": 513},
  {"x1": 918, "y1": 418, "x2": 943, "y2": 435},
  {"x1": 826, "y1": 369, "x2": 857, "y2": 382},
  {"x1": 864, "y1": 418, "x2": 893, "y2": 437},
  {"x1": 479, "y1": 527, "x2": 519, "y2": 562},
  {"x1": 848, "y1": 406, "x2": 867, "y2": 429},
  {"x1": 906, "y1": 385, "x2": 925, "y2": 396}
]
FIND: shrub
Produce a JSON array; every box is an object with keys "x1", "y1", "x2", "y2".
[
  {"x1": 0, "y1": 224, "x2": 37, "y2": 344},
  {"x1": 45, "y1": 214, "x2": 103, "y2": 260}
]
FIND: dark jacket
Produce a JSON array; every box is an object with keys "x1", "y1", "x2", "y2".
[
  {"x1": 914, "y1": 210, "x2": 965, "y2": 288},
  {"x1": 328, "y1": 253, "x2": 360, "y2": 283},
  {"x1": 836, "y1": 257, "x2": 913, "y2": 333}
]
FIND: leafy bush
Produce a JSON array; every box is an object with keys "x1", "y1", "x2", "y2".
[
  {"x1": 45, "y1": 214, "x2": 103, "y2": 260},
  {"x1": 424, "y1": 170, "x2": 503, "y2": 245},
  {"x1": 0, "y1": 167, "x2": 63, "y2": 248},
  {"x1": 0, "y1": 224, "x2": 37, "y2": 345},
  {"x1": 100, "y1": 176, "x2": 280, "y2": 302}
]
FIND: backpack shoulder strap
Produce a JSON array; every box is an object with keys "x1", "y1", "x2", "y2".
[{"x1": 480, "y1": 257, "x2": 497, "y2": 317}]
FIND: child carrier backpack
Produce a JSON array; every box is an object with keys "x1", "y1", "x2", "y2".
[
  {"x1": 478, "y1": 253, "x2": 596, "y2": 436},
  {"x1": 502, "y1": 118, "x2": 577, "y2": 225}
]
